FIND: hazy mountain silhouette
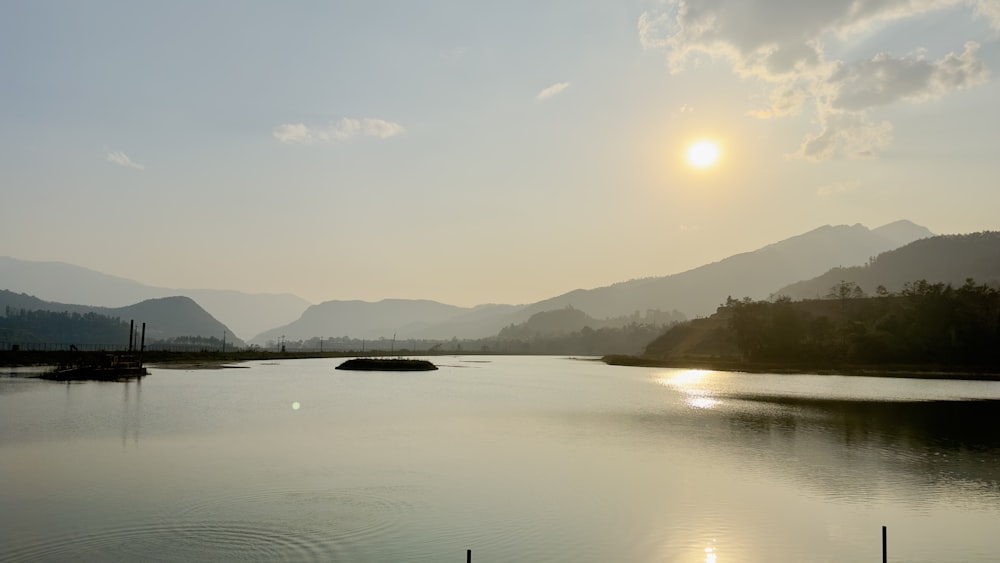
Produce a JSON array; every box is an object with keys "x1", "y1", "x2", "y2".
[
  {"x1": 501, "y1": 307, "x2": 598, "y2": 338},
  {"x1": 251, "y1": 299, "x2": 522, "y2": 343},
  {"x1": 339, "y1": 222, "x2": 930, "y2": 340},
  {"x1": 775, "y1": 231, "x2": 1000, "y2": 299},
  {"x1": 3, "y1": 221, "x2": 933, "y2": 343},
  {"x1": 509, "y1": 220, "x2": 932, "y2": 321},
  {"x1": 0, "y1": 257, "x2": 309, "y2": 339},
  {"x1": 251, "y1": 221, "x2": 931, "y2": 342},
  {"x1": 0, "y1": 290, "x2": 243, "y2": 345}
]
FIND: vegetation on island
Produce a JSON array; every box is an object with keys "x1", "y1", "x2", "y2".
[{"x1": 335, "y1": 358, "x2": 437, "y2": 371}]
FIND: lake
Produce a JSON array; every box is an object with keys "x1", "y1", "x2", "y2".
[{"x1": 2, "y1": 356, "x2": 1000, "y2": 562}]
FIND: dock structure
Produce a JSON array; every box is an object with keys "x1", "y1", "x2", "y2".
[{"x1": 41, "y1": 321, "x2": 149, "y2": 381}]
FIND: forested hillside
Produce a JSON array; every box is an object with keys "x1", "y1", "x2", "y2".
[
  {"x1": 644, "y1": 279, "x2": 1000, "y2": 369},
  {"x1": 1, "y1": 307, "x2": 130, "y2": 348},
  {"x1": 0, "y1": 291, "x2": 243, "y2": 348},
  {"x1": 776, "y1": 232, "x2": 1000, "y2": 300}
]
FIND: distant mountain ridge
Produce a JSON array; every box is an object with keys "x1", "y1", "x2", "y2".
[
  {"x1": 3, "y1": 221, "x2": 935, "y2": 343},
  {"x1": 775, "y1": 231, "x2": 1000, "y2": 299},
  {"x1": 0, "y1": 290, "x2": 243, "y2": 345},
  {"x1": 0, "y1": 257, "x2": 310, "y2": 340},
  {"x1": 505, "y1": 220, "x2": 933, "y2": 320},
  {"x1": 251, "y1": 299, "x2": 523, "y2": 343},
  {"x1": 252, "y1": 220, "x2": 933, "y2": 342}
]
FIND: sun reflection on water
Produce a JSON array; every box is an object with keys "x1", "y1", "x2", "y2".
[
  {"x1": 656, "y1": 369, "x2": 720, "y2": 409},
  {"x1": 687, "y1": 395, "x2": 718, "y2": 409},
  {"x1": 662, "y1": 369, "x2": 711, "y2": 387}
]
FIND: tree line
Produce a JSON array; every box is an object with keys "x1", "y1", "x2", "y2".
[
  {"x1": 1, "y1": 307, "x2": 131, "y2": 347},
  {"x1": 724, "y1": 279, "x2": 1000, "y2": 367}
]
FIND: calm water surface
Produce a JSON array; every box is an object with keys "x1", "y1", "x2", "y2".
[{"x1": 2, "y1": 356, "x2": 1000, "y2": 562}]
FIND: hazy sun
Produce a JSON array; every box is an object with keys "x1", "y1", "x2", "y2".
[{"x1": 686, "y1": 140, "x2": 721, "y2": 169}]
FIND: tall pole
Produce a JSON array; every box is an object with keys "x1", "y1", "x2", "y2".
[
  {"x1": 139, "y1": 322, "x2": 146, "y2": 367},
  {"x1": 882, "y1": 526, "x2": 887, "y2": 563},
  {"x1": 129, "y1": 319, "x2": 135, "y2": 352}
]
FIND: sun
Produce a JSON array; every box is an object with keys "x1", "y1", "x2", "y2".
[{"x1": 686, "y1": 140, "x2": 721, "y2": 169}]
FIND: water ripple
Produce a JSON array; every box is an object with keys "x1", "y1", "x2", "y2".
[
  {"x1": 174, "y1": 485, "x2": 420, "y2": 543},
  {"x1": 1, "y1": 521, "x2": 346, "y2": 562}
]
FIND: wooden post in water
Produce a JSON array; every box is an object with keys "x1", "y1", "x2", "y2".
[
  {"x1": 139, "y1": 323, "x2": 146, "y2": 367},
  {"x1": 129, "y1": 319, "x2": 135, "y2": 352},
  {"x1": 882, "y1": 525, "x2": 887, "y2": 563},
  {"x1": 466, "y1": 549, "x2": 471, "y2": 563}
]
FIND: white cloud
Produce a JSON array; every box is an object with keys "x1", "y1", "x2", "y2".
[
  {"x1": 797, "y1": 112, "x2": 893, "y2": 161},
  {"x1": 536, "y1": 82, "x2": 571, "y2": 101},
  {"x1": 830, "y1": 42, "x2": 987, "y2": 111},
  {"x1": 974, "y1": 0, "x2": 1000, "y2": 29},
  {"x1": 273, "y1": 123, "x2": 313, "y2": 144},
  {"x1": 106, "y1": 150, "x2": 144, "y2": 170},
  {"x1": 640, "y1": 0, "x2": 991, "y2": 160},
  {"x1": 273, "y1": 118, "x2": 405, "y2": 144},
  {"x1": 356, "y1": 118, "x2": 405, "y2": 139}
]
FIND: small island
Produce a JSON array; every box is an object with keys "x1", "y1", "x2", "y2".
[{"x1": 335, "y1": 358, "x2": 438, "y2": 371}]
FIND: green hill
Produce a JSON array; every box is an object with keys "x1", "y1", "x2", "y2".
[{"x1": 643, "y1": 279, "x2": 1000, "y2": 370}]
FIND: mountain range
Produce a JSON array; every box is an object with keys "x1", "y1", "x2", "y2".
[
  {"x1": 643, "y1": 231, "x2": 1000, "y2": 363},
  {"x1": 249, "y1": 220, "x2": 934, "y2": 344},
  {"x1": 1, "y1": 220, "x2": 944, "y2": 344},
  {"x1": 0, "y1": 290, "x2": 243, "y2": 345},
  {"x1": 775, "y1": 231, "x2": 1000, "y2": 299},
  {"x1": 0, "y1": 257, "x2": 309, "y2": 340}
]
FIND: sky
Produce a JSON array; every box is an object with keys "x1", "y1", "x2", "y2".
[{"x1": 2, "y1": 1, "x2": 999, "y2": 307}]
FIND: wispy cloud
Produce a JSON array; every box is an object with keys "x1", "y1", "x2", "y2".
[
  {"x1": 639, "y1": 0, "x2": 992, "y2": 161},
  {"x1": 273, "y1": 118, "x2": 405, "y2": 144},
  {"x1": 974, "y1": 0, "x2": 1000, "y2": 29},
  {"x1": 106, "y1": 150, "x2": 144, "y2": 170},
  {"x1": 671, "y1": 103, "x2": 696, "y2": 119},
  {"x1": 536, "y1": 82, "x2": 571, "y2": 101}
]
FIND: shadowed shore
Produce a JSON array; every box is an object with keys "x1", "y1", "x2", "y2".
[{"x1": 602, "y1": 354, "x2": 1000, "y2": 381}]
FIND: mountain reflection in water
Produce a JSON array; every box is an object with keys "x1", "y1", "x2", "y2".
[{"x1": 642, "y1": 371, "x2": 1000, "y2": 508}]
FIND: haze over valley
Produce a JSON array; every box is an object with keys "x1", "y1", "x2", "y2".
[{"x1": 9, "y1": 219, "x2": 997, "y2": 354}]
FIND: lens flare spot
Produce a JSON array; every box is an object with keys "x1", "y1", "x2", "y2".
[{"x1": 292, "y1": 402, "x2": 301, "y2": 411}]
